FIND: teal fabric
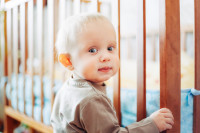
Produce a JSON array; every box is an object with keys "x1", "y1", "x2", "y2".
[
  {"x1": 106, "y1": 88, "x2": 199, "y2": 133},
  {"x1": 4, "y1": 74, "x2": 200, "y2": 132},
  {"x1": 5, "y1": 74, "x2": 61, "y2": 125}
]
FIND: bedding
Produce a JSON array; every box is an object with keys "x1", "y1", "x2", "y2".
[
  {"x1": 6, "y1": 75, "x2": 200, "y2": 133},
  {"x1": 5, "y1": 74, "x2": 62, "y2": 125},
  {"x1": 106, "y1": 87, "x2": 200, "y2": 133},
  {"x1": 4, "y1": 73, "x2": 199, "y2": 133}
]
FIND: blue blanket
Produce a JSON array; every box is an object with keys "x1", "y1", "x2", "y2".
[
  {"x1": 4, "y1": 74, "x2": 200, "y2": 133},
  {"x1": 107, "y1": 87, "x2": 200, "y2": 133},
  {"x1": 5, "y1": 74, "x2": 62, "y2": 125}
]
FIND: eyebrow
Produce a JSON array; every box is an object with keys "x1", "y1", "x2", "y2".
[
  {"x1": 108, "y1": 41, "x2": 117, "y2": 44},
  {"x1": 86, "y1": 40, "x2": 117, "y2": 45},
  {"x1": 108, "y1": 41, "x2": 117, "y2": 46}
]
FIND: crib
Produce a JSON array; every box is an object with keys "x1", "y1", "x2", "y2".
[{"x1": 0, "y1": 0, "x2": 200, "y2": 133}]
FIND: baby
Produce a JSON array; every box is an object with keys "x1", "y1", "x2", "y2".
[{"x1": 51, "y1": 13, "x2": 174, "y2": 133}]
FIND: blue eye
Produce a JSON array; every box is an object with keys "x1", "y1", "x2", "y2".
[
  {"x1": 89, "y1": 48, "x2": 97, "y2": 53},
  {"x1": 108, "y1": 46, "x2": 114, "y2": 51}
]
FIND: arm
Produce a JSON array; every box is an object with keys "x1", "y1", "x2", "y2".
[
  {"x1": 80, "y1": 95, "x2": 159, "y2": 133},
  {"x1": 50, "y1": 90, "x2": 66, "y2": 133}
]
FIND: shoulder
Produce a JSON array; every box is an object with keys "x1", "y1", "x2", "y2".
[
  {"x1": 53, "y1": 82, "x2": 68, "y2": 101},
  {"x1": 77, "y1": 93, "x2": 119, "y2": 130},
  {"x1": 79, "y1": 93, "x2": 114, "y2": 112}
]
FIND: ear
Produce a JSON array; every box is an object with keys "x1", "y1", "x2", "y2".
[{"x1": 58, "y1": 54, "x2": 74, "y2": 71}]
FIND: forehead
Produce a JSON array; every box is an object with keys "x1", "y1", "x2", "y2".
[
  {"x1": 78, "y1": 20, "x2": 116, "y2": 43},
  {"x1": 84, "y1": 19, "x2": 114, "y2": 32}
]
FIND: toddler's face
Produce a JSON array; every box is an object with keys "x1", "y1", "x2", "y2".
[{"x1": 71, "y1": 20, "x2": 119, "y2": 83}]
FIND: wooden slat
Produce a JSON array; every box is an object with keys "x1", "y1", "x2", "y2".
[
  {"x1": 4, "y1": 0, "x2": 31, "y2": 11},
  {"x1": 2, "y1": 15, "x2": 10, "y2": 129},
  {"x1": 13, "y1": 6, "x2": 19, "y2": 111},
  {"x1": 28, "y1": 0, "x2": 34, "y2": 118},
  {"x1": 47, "y1": 0, "x2": 55, "y2": 111},
  {"x1": 193, "y1": 0, "x2": 200, "y2": 132},
  {"x1": 6, "y1": 9, "x2": 12, "y2": 106},
  {"x1": 81, "y1": 0, "x2": 90, "y2": 3},
  {"x1": 113, "y1": 0, "x2": 121, "y2": 124},
  {"x1": 159, "y1": 0, "x2": 181, "y2": 133},
  {"x1": 97, "y1": 0, "x2": 100, "y2": 12},
  {"x1": 5, "y1": 106, "x2": 53, "y2": 133},
  {"x1": 1, "y1": 14, "x2": 6, "y2": 77},
  {"x1": 37, "y1": 0, "x2": 44, "y2": 122},
  {"x1": 137, "y1": 0, "x2": 146, "y2": 122},
  {"x1": 25, "y1": 4, "x2": 28, "y2": 76},
  {"x1": 3, "y1": 10, "x2": 15, "y2": 129},
  {"x1": 20, "y1": 2, "x2": 26, "y2": 114},
  {"x1": 3, "y1": 2, "x2": 8, "y2": 107}
]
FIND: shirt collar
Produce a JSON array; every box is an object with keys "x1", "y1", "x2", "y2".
[{"x1": 69, "y1": 72, "x2": 107, "y2": 94}]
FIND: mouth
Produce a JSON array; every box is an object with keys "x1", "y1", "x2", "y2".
[{"x1": 98, "y1": 67, "x2": 112, "y2": 73}]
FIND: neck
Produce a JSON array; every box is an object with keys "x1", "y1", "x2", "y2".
[{"x1": 95, "y1": 82, "x2": 104, "y2": 86}]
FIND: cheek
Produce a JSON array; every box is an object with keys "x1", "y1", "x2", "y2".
[
  {"x1": 113, "y1": 56, "x2": 120, "y2": 72},
  {"x1": 81, "y1": 59, "x2": 97, "y2": 77}
]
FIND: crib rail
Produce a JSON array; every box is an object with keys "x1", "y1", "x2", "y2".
[
  {"x1": 5, "y1": 106, "x2": 53, "y2": 133},
  {"x1": 159, "y1": 1, "x2": 181, "y2": 132},
  {"x1": 194, "y1": 0, "x2": 200, "y2": 132},
  {"x1": 1, "y1": 0, "x2": 200, "y2": 133},
  {"x1": 137, "y1": 0, "x2": 146, "y2": 121},
  {"x1": 136, "y1": 0, "x2": 200, "y2": 133},
  {"x1": 3, "y1": 0, "x2": 54, "y2": 132},
  {"x1": 113, "y1": 0, "x2": 121, "y2": 124},
  {"x1": 1, "y1": 0, "x2": 102, "y2": 132}
]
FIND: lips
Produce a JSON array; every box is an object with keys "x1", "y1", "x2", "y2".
[{"x1": 98, "y1": 67, "x2": 112, "y2": 72}]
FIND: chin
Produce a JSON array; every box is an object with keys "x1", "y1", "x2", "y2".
[
  {"x1": 98, "y1": 77, "x2": 111, "y2": 83},
  {"x1": 89, "y1": 77, "x2": 109, "y2": 83},
  {"x1": 87, "y1": 73, "x2": 113, "y2": 83}
]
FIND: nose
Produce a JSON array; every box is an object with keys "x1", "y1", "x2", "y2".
[{"x1": 99, "y1": 53, "x2": 110, "y2": 62}]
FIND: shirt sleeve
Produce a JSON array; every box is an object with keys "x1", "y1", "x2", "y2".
[
  {"x1": 80, "y1": 95, "x2": 159, "y2": 133},
  {"x1": 50, "y1": 90, "x2": 67, "y2": 133}
]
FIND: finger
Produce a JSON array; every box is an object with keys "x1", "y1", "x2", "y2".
[
  {"x1": 165, "y1": 118, "x2": 174, "y2": 125},
  {"x1": 159, "y1": 108, "x2": 171, "y2": 113},
  {"x1": 163, "y1": 113, "x2": 174, "y2": 120},
  {"x1": 165, "y1": 123, "x2": 173, "y2": 130}
]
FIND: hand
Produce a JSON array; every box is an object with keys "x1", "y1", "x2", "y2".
[{"x1": 150, "y1": 108, "x2": 174, "y2": 132}]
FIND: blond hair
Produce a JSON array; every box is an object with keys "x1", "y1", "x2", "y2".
[{"x1": 55, "y1": 13, "x2": 111, "y2": 55}]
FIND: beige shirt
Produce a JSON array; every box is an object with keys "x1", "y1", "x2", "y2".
[{"x1": 51, "y1": 75, "x2": 159, "y2": 133}]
